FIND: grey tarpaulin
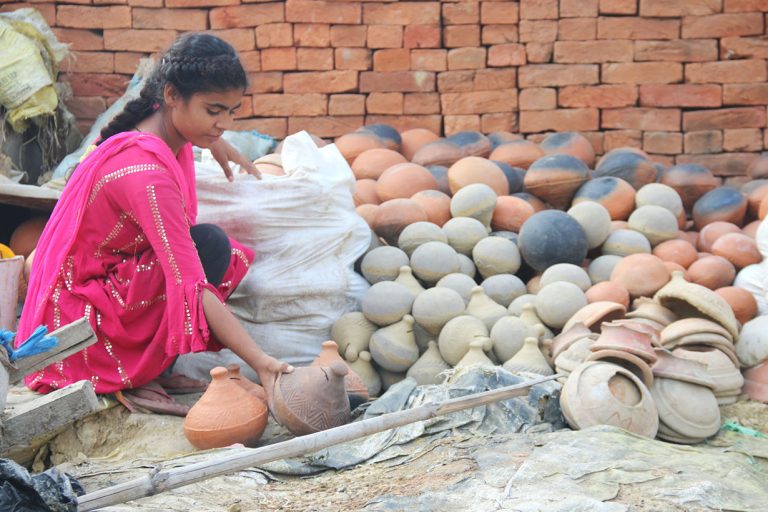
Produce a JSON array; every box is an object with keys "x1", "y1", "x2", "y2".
[
  {"x1": 258, "y1": 366, "x2": 565, "y2": 475},
  {"x1": 0, "y1": 458, "x2": 84, "y2": 512}
]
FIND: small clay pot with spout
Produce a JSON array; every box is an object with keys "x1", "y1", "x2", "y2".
[{"x1": 312, "y1": 340, "x2": 370, "y2": 409}]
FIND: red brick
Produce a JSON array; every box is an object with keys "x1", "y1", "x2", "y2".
[
  {"x1": 444, "y1": 25, "x2": 480, "y2": 48},
  {"x1": 555, "y1": 40, "x2": 633, "y2": 63},
  {"x1": 331, "y1": 25, "x2": 367, "y2": 48},
  {"x1": 284, "y1": 70, "x2": 358, "y2": 93},
  {"x1": 246, "y1": 72, "x2": 283, "y2": 94},
  {"x1": 676, "y1": 153, "x2": 757, "y2": 176},
  {"x1": 559, "y1": 85, "x2": 638, "y2": 108},
  {"x1": 240, "y1": 52, "x2": 263, "y2": 73},
  {"x1": 360, "y1": 71, "x2": 436, "y2": 92},
  {"x1": 114, "y1": 52, "x2": 144, "y2": 74},
  {"x1": 366, "y1": 92, "x2": 404, "y2": 114},
  {"x1": 445, "y1": 115, "x2": 481, "y2": 135},
  {"x1": 599, "y1": 0, "x2": 638, "y2": 14},
  {"x1": 723, "y1": 128, "x2": 763, "y2": 152},
  {"x1": 212, "y1": 5, "x2": 282, "y2": 29},
  {"x1": 643, "y1": 131, "x2": 683, "y2": 155},
  {"x1": 441, "y1": 89, "x2": 517, "y2": 115},
  {"x1": 362, "y1": 2, "x2": 439, "y2": 25},
  {"x1": 687, "y1": 60, "x2": 767, "y2": 84},
  {"x1": 128, "y1": 0, "x2": 163, "y2": 7},
  {"x1": 288, "y1": 116, "x2": 365, "y2": 138},
  {"x1": 443, "y1": 2, "x2": 478, "y2": 25},
  {"x1": 634, "y1": 39, "x2": 718, "y2": 62},
  {"x1": 520, "y1": 0, "x2": 557, "y2": 20},
  {"x1": 520, "y1": 108, "x2": 600, "y2": 133},
  {"x1": 404, "y1": 25, "x2": 441, "y2": 49},
  {"x1": 286, "y1": 1, "x2": 361, "y2": 24},
  {"x1": 527, "y1": 43, "x2": 554, "y2": 63},
  {"x1": 604, "y1": 130, "x2": 643, "y2": 151},
  {"x1": 233, "y1": 118, "x2": 287, "y2": 139},
  {"x1": 447, "y1": 47, "x2": 487, "y2": 70},
  {"x1": 488, "y1": 43, "x2": 527, "y2": 67},
  {"x1": 650, "y1": 155, "x2": 677, "y2": 167},
  {"x1": 1, "y1": 3, "x2": 55, "y2": 26},
  {"x1": 582, "y1": 131, "x2": 606, "y2": 154},
  {"x1": 437, "y1": 71, "x2": 475, "y2": 93},
  {"x1": 721, "y1": 37, "x2": 768, "y2": 59},
  {"x1": 520, "y1": 20, "x2": 558, "y2": 43},
  {"x1": 482, "y1": 2, "x2": 520, "y2": 24},
  {"x1": 364, "y1": 115, "x2": 442, "y2": 134},
  {"x1": 132, "y1": 8, "x2": 208, "y2": 30},
  {"x1": 368, "y1": 25, "x2": 403, "y2": 49},
  {"x1": 256, "y1": 23, "x2": 293, "y2": 48},
  {"x1": 329, "y1": 94, "x2": 365, "y2": 116},
  {"x1": 520, "y1": 88, "x2": 557, "y2": 110},
  {"x1": 53, "y1": 28, "x2": 104, "y2": 51},
  {"x1": 297, "y1": 48, "x2": 334, "y2": 70},
  {"x1": 640, "y1": 0, "x2": 723, "y2": 16},
  {"x1": 603, "y1": 62, "x2": 683, "y2": 84},
  {"x1": 519, "y1": 64, "x2": 599, "y2": 87},
  {"x1": 104, "y1": 29, "x2": 177, "y2": 52},
  {"x1": 64, "y1": 73, "x2": 129, "y2": 97},
  {"x1": 65, "y1": 96, "x2": 107, "y2": 120},
  {"x1": 233, "y1": 98, "x2": 253, "y2": 119},
  {"x1": 640, "y1": 84, "x2": 722, "y2": 107},
  {"x1": 723, "y1": 83, "x2": 768, "y2": 105},
  {"x1": 411, "y1": 49, "x2": 447, "y2": 71},
  {"x1": 481, "y1": 112, "x2": 518, "y2": 133},
  {"x1": 482, "y1": 25, "x2": 519, "y2": 45},
  {"x1": 57, "y1": 6, "x2": 131, "y2": 29},
  {"x1": 597, "y1": 17, "x2": 680, "y2": 40},
  {"x1": 724, "y1": 0, "x2": 768, "y2": 11},
  {"x1": 373, "y1": 49, "x2": 410, "y2": 72},
  {"x1": 294, "y1": 24, "x2": 331, "y2": 47},
  {"x1": 210, "y1": 29, "x2": 257, "y2": 51},
  {"x1": 404, "y1": 93, "x2": 440, "y2": 114},
  {"x1": 682, "y1": 14, "x2": 763, "y2": 38},
  {"x1": 474, "y1": 69, "x2": 516, "y2": 90},
  {"x1": 683, "y1": 107, "x2": 766, "y2": 131},
  {"x1": 261, "y1": 48, "x2": 297, "y2": 71},
  {"x1": 562, "y1": 0, "x2": 599, "y2": 17},
  {"x1": 165, "y1": 0, "x2": 237, "y2": 7},
  {"x1": 558, "y1": 18, "x2": 597, "y2": 41},
  {"x1": 335, "y1": 48, "x2": 372, "y2": 70},
  {"x1": 602, "y1": 108, "x2": 681, "y2": 130},
  {"x1": 251, "y1": 93, "x2": 327, "y2": 116},
  {"x1": 62, "y1": 51, "x2": 114, "y2": 74}
]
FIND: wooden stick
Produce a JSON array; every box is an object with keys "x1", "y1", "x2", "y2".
[{"x1": 77, "y1": 373, "x2": 561, "y2": 511}]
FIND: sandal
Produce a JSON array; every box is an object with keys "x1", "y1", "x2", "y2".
[
  {"x1": 114, "y1": 381, "x2": 191, "y2": 417},
  {"x1": 155, "y1": 372, "x2": 209, "y2": 394}
]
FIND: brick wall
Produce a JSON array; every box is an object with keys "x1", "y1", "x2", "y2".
[{"x1": 2, "y1": 0, "x2": 767, "y2": 174}]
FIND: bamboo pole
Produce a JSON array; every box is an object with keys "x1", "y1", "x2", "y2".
[{"x1": 77, "y1": 373, "x2": 561, "y2": 511}]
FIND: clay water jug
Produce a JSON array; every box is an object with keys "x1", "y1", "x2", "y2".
[
  {"x1": 394, "y1": 266, "x2": 426, "y2": 296},
  {"x1": 438, "y1": 315, "x2": 489, "y2": 366},
  {"x1": 502, "y1": 337, "x2": 553, "y2": 375},
  {"x1": 406, "y1": 340, "x2": 451, "y2": 385},
  {"x1": 455, "y1": 338, "x2": 495, "y2": 370},
  {"x1": 348, "y1": 351, "x2": 382, "y2": 398},
  {"x1": 369, "y1": 315, "x2": 419, "y2": 372},
  {"x1": 312, "y1": 340, "x2": 370, "y2": 409},
  {"x1": 332, "y1": 312, "x2": 377, "y2": 362},
  {"x1": 226, "y1": 364, "x2": 266, "y2": 404},
  {"x1": 466, "y1": 286, "x2": 508, "y2": 330}
]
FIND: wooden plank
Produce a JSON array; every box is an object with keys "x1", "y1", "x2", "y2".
[
  {"x1": 0, "y1": 181, "x2": 60, "y2": 212},
  {"x1": 0, "y1": 380, "x2": 105, "y2": 464},
  {"x1": 77, "y1": 374, "x2": 562, "y2": 511},
  {"x1": 8, "y1": 317, "x2": 97, "y2": 384}
]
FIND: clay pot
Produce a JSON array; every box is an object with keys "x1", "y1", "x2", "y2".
[
  {"x1": 358, "y1": 124, "x2": 401, "y2": 151},
  {"x1": 550, "y1": 323, "x2": 594, "y2": 360},
  {"x1": 628, "y1": 205, "x2": 678, "y2": 246},
  {"x1": 406, "y1": 340, "x2": 451, "y2": 385},
  {"x1": 687, "y1": 255, "x2": 736, "y2": 290},
  {"x1": 489, "y1": 140, "x2": 544, "y2": 169},
  {"x1": 369, "y1": 315, "x2": 419, "y2": 372},
  {"x1": 361, "y1": 281, "x2": 415, "y2": 326},
  {"x1": 426, "y1": 165, "x2": 452, "y2": 195},
  {"x1": 610, "y1": 253, "x2": 670, "y2": 298},
  {"x1": 491, "y1": 315, "x2": 538, "y2": 363},
  {"x1": 447, "y1": 156, "x2": 509, "y2": 196},
  {"x1": 567, "y1": 201, "x2": 612, "y2": 249},
  {"x1": 539, "y1": 132, "x2": 596, "y2": 167},
  {"x1": 535, "y1": 281, "x2": 588, "y2": 330},
  {"x1": 273, "y1": 362, "x2": 351, "y2": 436},
  {"x1": 361, "y1": 246, "x2": 410, "y2": 284},
  {"x1": 400, "y1": 128, "x2": 440, "y2": 161},
  {"x1": 635, "y1": 183, "x2": 686, "y2": 229},
  {"x1": 692, "y1": 186, "x2": 748, "y2": 229},
  {"x1": 540, "y1": 263, "x2": 591, "y2": 291},
  {"x1": 412, "y1": 140, "x2": 464, "y2": 167},
  {"x1": 226, "y1": 364, "x2": 267, "y2": 405},
  {"x1": 586, "y1": 281, "x2": 630, "y2": 308},
  {"x1": 376, "y1": 163, "x2": 439, "y2": 202},
  {"x1": 563, "y1": 301, "x2": 626, "y2": 333},
  {"x1": 472, "y1": 236, "x2": 522, "y2": 279},
  {"x1": 554, "y1": 336, "x2": 596, "y2": 375},
  {"x1": 445, "y1": 131, "x2": 491, "y2": 156},
  {"x1": 660, "y1": 163, "x2": 719, "y2": 212},
  {"x1": 442, "y1": 216, "x2": 489, "y2": 256},
  {"x1": 438, "y1": 314, "x2": 489, "y2": 366},
  {"x1": 743, "y1": 181, "x2": 768, "y2": 218},
  {"x1": 711, "y1": 232, "x2": 761, "y2": 269},
  {"x1": 672, "y1": 346, "x2": 744, "y2": 398},
  {"x1": 455, "y1": 338, "x2": 496, "y2": 370},
  {"x1": 714, "y1": 286, "x2": 758, "y2": 325},
  {"x1": 524, "y1": 154, "x2": 591, "y2": 210},
  {"x1": 593, "y1": 322, "x2": 657, "y2": 363},
  {"x1": 437, "y1": 273, "x2": 478, "y2": 304},
  {"x1": 602, "y1": 229, "x2": 652, "y2": 257},
  {"x1": 488, "y1": 131, "x2": 524, "y2": 148},
  {"x1": 481, "y1": 274, "x2": 527, "y2": 308},
  {"x1": 312, "y1": 340, "x2": 370, "y2": 408},
  {"x1": 394, "y1": 266, "x2": 426, "y2": 296},
  {"x1": 410, "y1": 190, "x2": 452, "y2": 227},
  {"x1": 748, "y1": 156, "x2": 768, "y2": 179},
  {"x1": 587, "y1": 255, "x2": 623, "y2": 283},
  {"x1": 625, "y1": 297, "x2": 677, "y2": 327},
  {"x1": 184, "y1": 367, "x2": 268, "y2": 449},
  {"x1": 677, "y1": 229, "x2": 699, "y2": 247},
  {"x1": 353, "y1": 179, "x2": 381, "y2": 207},
  {"x1": 356, "y1": 204, "x2": 378, "y2": 227},
  {"x1": 397, "y1": 221, "x2": 447, "y2": 257},
  {"x1": 335, "y1": 132, "x2": 386, "y2": 163},
  {"x1": 651, "y1": 350, "x2": 714, "y2": 389},
  {"x1": 332, "y1": 312, "x2": 377, "y2": 362},
  {"x1": 466, "y1": 285, "x2": 509, "y2": 330},
  {"x1": 697, "y1": 221, "x2": 741, "y2": 252},
  {"x1": 373, "y1": 198, "x2": 429, "y2": 245},
  {"x1": 491, "y1": 195, "x2": 536, "y2": 233},
  {"x1": 735, "y1": 315, "x2": 768, "y2": 368},
  {"x1": 742, "y1": 362, "x2": 768, "y2": 403},
  {"x1": 502, "y1": 337, "x2": 553, "y2": 375},
  {"x1": 494, "y1": 162, "x2": 525, "y2": 194},
  {"x1": 352, "y1": 148, "x2": 408, "y2": 180},
  {"x1": 410, "y1": 241, "x2": 461, "y2": 284},
  {"x1": 650, "y1": 377, "x2": 720, "y2": 443},
  {"x1": 593, "y1": 149, "x2": 657, "y2": 190},
  {"x1": 347, "y1": 351, "x2": 382, "y2": 398},
  {"x1": 652, "y1": 239, "x2": 698, "y2": 268},
  {"x1": 9, "y1": 217, "x2": 48, "y2": 258},
  {"x1": 0, "y1": 255, "x2": 23, "y2": 331},
  {"x1": 573, "y1": 177, "x2": 637, "y2": 220},
  {"x1": 412, "y1": 286, "x2": 466, "y2": 335},
  {"x1": 665, "y1": 260, "x2": 689, "y2": 278},
  {"x1": 512, "y1": 192, "x2": 548, "y2": 212},
  {"x1": 450, "y1": 183, "x2": 498, "y2": 229},
  {"x1": 742, "y1": 219, "x2": 761, "y2": 239},
  {"x1": 518, "y1": 210, "x2": 589, "y2": 272},
  {"x1": 587, "y1": 349, "x2": 654, "y2": 388},
  {"x1": 527, "y1": 275, "x2": 542, "y2": 294}
]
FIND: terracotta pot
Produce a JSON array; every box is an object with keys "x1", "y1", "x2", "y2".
[
  {"x1": 563, "y1": 301, "x2": 626, "y2": 333},
  {"x1": 183, "y1": 367, "x2": 268, "y2": 449},
  {"x1": 491, "y1": 196, "x2": 535, "y2": 233},
  {"x1": 652, "y1": 239, "x2": 698, "y2": 268},
  {"x1": 660, "y1": 163, "x2": 719, "y2": 212},
  {"x1": 488, "y1": 140, "x2": 544, "y2": 169},
  {"x1": 625, "y1": 297, "x2": 677, "y2": 327},
  {"x1": 593, "y1": 322, "x2": 657, "y2": 363},
  {"x1": 311, "y1": 340, "x2": 370, "y2": 408},
  {"x1": 715, "y1": 286, "x2": 758, "y2": 325},
  {"x1": 651, "y1": 377, "x2": 720, "y2": 443},
  {"x1": 352, "y1": 148, "x2": 407, "y2": 180},
  {"x1": 610, "y1": 253, "x2": 670, "y2": 298},
  {"x1": 586, "y1": 281, "x2": 630, "y2": 308},
  {"x1": 711, "y1": 232, "x2": 761, "y2": 269},
  {"x1": 742, "y1": 362, "x2": 768, "y2": 403},
  {"x1": 426, "y1": 165, "x2": 452, "y2": 195},
  {"x1": 9, "y1": 217, "x2": 48, "y2": 258},
  {"x1": 412, "y1": 140, "x2": 464, "y2": 167},
  {"x1": 687, "y1": 255, "x2": 736, "y2": 290},
  {"x1": 446, "y1": 131, "x2": 493, "y2": 157},
  {"x1": 447, "y1": 156, "x2": 509, "y2": 196},
  {"x1": 594, "y1": 149, "x2": 657, "y2": 190},
  {"x1": 400, "y1": 128, "x2": 440, "y2": 161},
  {"x1": 758, "y1": 194, "x2": 768, "y2": 220},
  {"x1": 358, "y1": 124, "x2": 401, "y2": 151},
  {"x1": 353, "y1": 179, "x2": 381, "y2": 206},
  {"x1": 742, "y1": 220, "x2": 761, "y2": 239},
  {"x1": 376, "y1": 163, "x2": 439, "y2": 202},
  {"x1": 696, "y1": 221, "x2": 741, "y2": 252},
  {"x1": 360, "y1": 245, "x2": 410, "y2": 284},
  {"x1": 573, "y1": 177, "x2": 636, "y2": 221},
  {"x1": 744, "y1": 181, "x2": 768, "y2": 219},
  {"x1": 513, "y1": 192, "x2": 548, "y2": 212},
  {"x1": 587, "y1": 348, "x2": 654, "y2": 388},
  {"x1": 554, "y1": 336, "x2": 596, "y2": 375},
  {"x1": 372, "y1": 198, "x2": 429, "y2": 245},
  {"x1": 488, "y1": 131, "x2": 524, "y2": 148},
  {"x1": 539, "y1": 131, "x2": 596, "y2": 167},
  {"x1": 523, "y1": 154, "x2": 590, "y2": 210},
  {"x1": 335, "y1": 132, "x2": 386, "y2": 163},
  {"x1": 356, "y1": 204, "x2": 378, "y2": 228},
  {"x1": 550, "y1": 322, "x2": 594, "y2": 360},
  {"x1": 692, "y1": 186, "x2": 748, "y2": 230},
  {"x1": 650, "y1": 349, "x2": 714, "y2": 388},
  {"x1": 226, "y1": 364, "x2": 266, "y2": 404},
  {"x1": 410, "y1": 190, "x2": 452, "y2": 227},
  {"x1": 672, "y1": 346, "x2": 744, "y2": 396}
]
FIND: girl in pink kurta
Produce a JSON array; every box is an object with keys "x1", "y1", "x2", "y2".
[{"x1": 17, "y1": 33, "x2": 291, "y2": 413}]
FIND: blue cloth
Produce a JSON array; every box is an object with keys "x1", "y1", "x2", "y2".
[{"x1": 0, "y1": 326, "x2": 58, "y2": 362}]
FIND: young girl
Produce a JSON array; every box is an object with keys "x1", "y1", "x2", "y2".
[{"x1": 16, "y1": 33, "x2": 291, "y2": 415}]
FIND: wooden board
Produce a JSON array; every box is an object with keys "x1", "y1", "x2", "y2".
[{"x1": 0, "y1": 181, "x2": 60, "y2": 212}]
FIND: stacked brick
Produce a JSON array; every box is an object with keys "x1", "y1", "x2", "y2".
[{"x1": 1, "y1": 0, "x2": 767, "y2": 175}]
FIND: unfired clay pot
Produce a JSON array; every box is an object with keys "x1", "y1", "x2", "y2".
[
  {"x1": 406, "y1": 340, "x2": 451, "y2": 385},
  {"x1": 442, "y1": 216, "x2": 489, "y2": 256},
  {"x1": 394, "y1": 266, "x2": 426, "y2": 296},
  {"x1": 332, "y1": 312, "x2": 377, "y2": 362},
  {"x1": 410, "y1": 241, "x2": 461, "y2": 284},
  {"x1": 651, "y1": 376, "x2": 721, "y2": 443},
  {"x1": 450, "y1": 183, "x2": 498, "y2": 229},
  {"x1": 635, "y1": 183, "x2": 685, "y2": 228},
  {"x1": 735, "y1": 315, "x2": 768, "y2": 368},
  {"x1": 397, "y1": 222, "x2": 447, "y2": 257},
  {"x1": 551, "y1": 323, "x2": 593, "y2": 360},
  {"x1": 312, "y1": 340, "x2": 370, "y2": 408},
  {"x1": 436, "y1": 272, "x2": 477, "y2": 304},
  {"x1": 567, "y1": 201, "x2": 612, "y2": 250},
  {"x1": 628, "y1": 205, "x2": 678, "y2": 246},
  {"x1": 361, "y1": 246, "x2": 410, "y2": 284},
  {"x1": 361, "y1": 281, "x2": 415, "y2": 326},
  {"x1": 369, "y1": 315, "x2": 419, "y2": 372},
  {"x1": 587, "y1": 255, "x2": 623, "y2": 284},
  {"x1": 412, "y1": 286, "x2": 466, "y2": 335},
  {"x1": 347, "y1": 351, "x2": 382, "y2": 397},
  {"x1": 534, "y1": 281, "x2": 588, "y2": 330},
  {"x1": 481, "y1": 274, "x2": 526, "y2": 308},
  {"x1": 455, "y1": 338, "x2": 496, "y2": 370},
  {"x1": 472, "y1": 237, "x2": 522, "y2": 279},
  {"x1": 602, "y1": 229, "x2": 652, "y2": 257},
  {"x1": 554, "y1": 336, "x2": 596, "y2": 376},
  {"x1": 540, "y1": 263, "x2": 591, "y2": 292},
  {"x1": 502, "y1": 337, "x2": 553, "y2": 375},
  {"x1": 438, "y1": 314, "x2": 489, "y2": 366},
  {"x1": 466, "y1": 286, "x2": 508, "y2": 330}
]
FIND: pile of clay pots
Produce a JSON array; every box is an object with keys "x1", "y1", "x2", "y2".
[{"x1": 324, "y1": 124, "x2": 768, "y2": 444}]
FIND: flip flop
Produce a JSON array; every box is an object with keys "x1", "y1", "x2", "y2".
[
  {"x1": 114, "y1": 381, "x2": 191, "y2": 417},
  {"x1": 155, "y1": 372, "x2": 209, "y2": 394}
]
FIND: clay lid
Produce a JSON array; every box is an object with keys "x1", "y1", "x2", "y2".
[
  {"x1": 660, "y1": 318, "x2": 734, "y2": 345},
  {"x1": 587, "y1": 348, "x2": 654, "y2": 388},
  {"x1": 551, "y1": 322, "x2": 594, "y2": 360},
  {"x1": 593, "y1": 321, "x2": 658, "y2": 363},
  {"x1": 625, "y1": 297, "x2": 678, "y2": 326},
  {"x1": 651, "y1": 349, "x2": 715, "y2": 389},
  {"x1": 653, "y1": 271, "x2": 739, "y2": 340},
  {"x1": 554, "y1": 336, "x2": 596, "y2": 373},
  {"x1": 610, "y1": 318, "x2": 663, "y2": 346},
  {"x1": 562, "y1": 301, "x2": 627, "y2": 333},
  {"x1": 664, "y1": 337, "x2": 739, "y2": 368}
]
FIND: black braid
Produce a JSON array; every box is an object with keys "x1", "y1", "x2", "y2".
[{"x1": 96, "y1": 33, "x2": 247, "y2": 146}]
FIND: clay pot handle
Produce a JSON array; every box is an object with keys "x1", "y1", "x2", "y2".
[
  {"x1": 328, "y1": 360, "x2": 349, "y2": 377},
  {"x1": 210, "y1": 366, "x2": 229, "y2": 381}
]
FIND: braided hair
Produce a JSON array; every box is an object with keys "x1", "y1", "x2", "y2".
[{"x1": 97, "y1": 33, "x2": 248, "y2": 145}]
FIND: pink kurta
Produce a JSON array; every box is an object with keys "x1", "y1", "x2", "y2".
[{"x1": 16, "y1": 132, "x2": 253, "y2": 394}]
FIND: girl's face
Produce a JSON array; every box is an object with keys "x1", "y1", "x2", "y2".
[{"x1": 167, "y1": 87, "x2": 243, "y2": 149}]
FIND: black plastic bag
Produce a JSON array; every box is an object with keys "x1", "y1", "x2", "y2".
[{"x1": 0, "y1": 459, "x2": 83, "y2": 512}]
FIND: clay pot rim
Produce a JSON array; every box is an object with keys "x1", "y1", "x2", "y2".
[
  {"x1": 651, "y1": 350, "x2": 715, "y2": 389},
  {"x1": 586, "y1": 348, "x2": 654, "y2": 388},
  {"x1": 562, "y1": 302, "x2": 627, "y2": 334},
  {"x1": 660, "y1": 318, "x2": 734, "y2": 344},
  {"x1": 593, "y1": 322, "x2": 659, "y2": 363},
  {"x1": 551, "y1": 322, "x2": 594, "y2": 360}
]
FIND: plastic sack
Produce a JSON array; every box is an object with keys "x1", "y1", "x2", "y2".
[
  {"x1": 220, "y1": 129, "x2": 275, "y2": 161},
  {"x1": 174, "y1": 131, "x2": 371, "y2": 380},
  {"x1": 0, "y1": 458, "x2": 84, "y2": 512}
]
